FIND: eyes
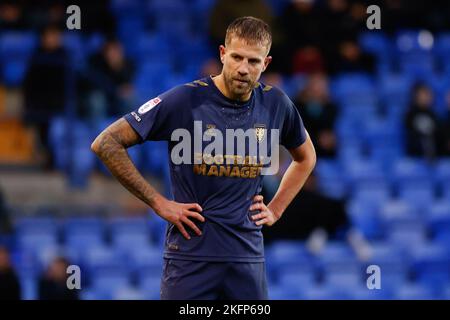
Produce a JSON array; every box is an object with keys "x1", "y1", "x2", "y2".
[{"x1": 230, "y1": 54, "x2": 261, "y2": 65}]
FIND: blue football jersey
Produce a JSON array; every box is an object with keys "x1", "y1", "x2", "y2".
[{"x1": 124, "y1": 76, "x2": 306, "y2": 262}]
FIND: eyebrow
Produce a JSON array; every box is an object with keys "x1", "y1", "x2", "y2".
[{"x1": 231, "y1": 53, "x2": 262, "y2": 63}]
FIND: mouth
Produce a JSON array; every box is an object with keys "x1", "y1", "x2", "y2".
[{"x1": 233, "y1": 78, "x2": 249, "y2": 84}]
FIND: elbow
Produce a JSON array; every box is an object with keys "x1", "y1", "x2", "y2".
[
  {"x1": 90, "y1": 134, "x2": 103, "y2": 156},
  {"x1": 307, "y1": 149, "x2": 317, "y2": 173},
  {"x1": 306, "y1": 144, "x2": 317, "y2": 173}
]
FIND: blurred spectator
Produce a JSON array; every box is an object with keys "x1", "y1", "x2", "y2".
[
  {"x1": 279, "y1": 0, "x2": 325, "y2": 73},
  {"x1": 280, "y1": 0, "x2": 322, "y2": 50},
  {"x1": 263, "y1": 173, "x2": 348, "y2": 243},
  {"x1": 23, "y1": 25, "x2": 68, "y2": 168},
  {"x1": 0, "y1": 1, "x2": 27, "y2": 30},
  {"x1": 78, "y1": 39, "x2": 135, "y2": 120},
  {"x1": 405, "y1": 83, "x2": 442, "y2": 160},
  {"x1": 38, "y1": 257, "x2": 78, "y2": 300},
  {"x1": 294, "y1": 73, "x2": 338, "y2": 158},
  {"x1": 263, "y1": 172, "x2": 372, "y2": 260},
  {"x1": 199, "y1": 58, "x2": 222, "y2": 78},
  {"x1": 319, "y1": 0, "x2": 356, "y2": 63},
  {"x1": 261, "y1": 72, "x2": 284, "y2": 89},
  {"x1": 0, "y1": 187, "x2": 12, "y2": 235},
  {"x1": 208, "y1": 0, "x2": 277, "y2": 51},
  {"x1": 292, "y1": 46, "x2": 325, "y2": 75},
  {"x1": 329, "y1": 40, "x2": 375, "y2": 75},
  {"x1": 441, "y1": 90, "x2": 450, "y2": 156},
  {"x1": 0, "y1": 246, "x2": 21, "y2": 300}
]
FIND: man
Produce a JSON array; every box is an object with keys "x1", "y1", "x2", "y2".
[{"x1": 91, "y1": 16, "x2": 316, "y2": 300}]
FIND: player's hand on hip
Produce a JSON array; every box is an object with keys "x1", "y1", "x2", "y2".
[
  {"x1": 157, "y1": 200, "x2": 205, "y2": 240},
  {"x1": 249, "y1": 195, "x2": 278, "y2": 227}
]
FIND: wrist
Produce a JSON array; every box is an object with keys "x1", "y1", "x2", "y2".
[
  {"x1": 150, "y1": 193, "x2": 168, "y2": 215},
  {"x1": 268, "y1": 203, "x2": 283, "y2": 221}
]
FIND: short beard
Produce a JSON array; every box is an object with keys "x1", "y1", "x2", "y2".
[{"x1": 223, "y1": 72, "x2": 254, "y2": 101}]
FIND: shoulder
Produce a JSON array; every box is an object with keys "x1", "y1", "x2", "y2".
[{"x1": 256, "y1": 81, "x2": 294, "y2": 109}]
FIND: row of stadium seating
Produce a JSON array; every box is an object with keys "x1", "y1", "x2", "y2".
[{"x1": 9, "y1": 216, "x2": 450, "y2": 300}]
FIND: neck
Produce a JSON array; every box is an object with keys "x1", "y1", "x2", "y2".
[{"x1": 212, "y1": 74, "x2": 251, "y2": 102}]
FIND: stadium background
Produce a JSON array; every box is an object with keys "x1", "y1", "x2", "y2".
[{"x1": 0, "y1": 0, "x2": 450, "y2": 300}]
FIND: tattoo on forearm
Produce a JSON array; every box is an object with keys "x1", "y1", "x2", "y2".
[{"x1": 94, "y1": 119, "x2": 158, "y2": 207}]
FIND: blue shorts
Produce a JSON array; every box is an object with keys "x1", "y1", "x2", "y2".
[{"x1": 160, "y1": 258, "x2": 268, "y2": 300}]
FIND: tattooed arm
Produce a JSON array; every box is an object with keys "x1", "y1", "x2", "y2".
[{"x1": 91, "y1": 118, "x2": 204, "y2": 240}]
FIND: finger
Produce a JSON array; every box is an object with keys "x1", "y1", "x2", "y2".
[
  {"x1": 186, "y1": 211, "x2": 206, "y2": 222},
  {"x1": 255, "y1": 218, "x2": 268, "y2": 226},
  {"x1": 176, "y1": 223, "x2": 191, "y2": 240},
  {"x1": 249, "y1": 203, "x2": 263, "y2": 211},
  {"x1": 181, "y1": 216, "x2": 202, "y2": 236},
  {"x1": 253, "y1": 195, "x2": 264, "y2": 202},
  {"x1": 185, "y1": 203, "x2": 203, "y2": 212},
  {"x1": 251, "y1": 212, "x2": 268, "y2": 220}
]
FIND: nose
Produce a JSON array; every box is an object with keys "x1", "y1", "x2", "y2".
[{"x1": 237, "y1": 61, "x2": 249, "y2": 76}]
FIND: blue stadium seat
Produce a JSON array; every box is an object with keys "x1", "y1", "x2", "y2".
[
  {"x1": 48, "y1": 117, "x2": 96, "y2": 180},
  {"x1": 63, "y1": 217, "x2": 105, "y2": 254},
  {"x1": 148, "y1": 0, "x2": 192, "y2": 38},
  {"x1": 0, "y1": 31, "x2": 37, "y2": 85},
  {"x1": 365, "y1": 242, "x2": 409, "y2": 290},
  {"x1": 82, "y1": 245, "x2": 127, "y2": 275},
  {"x1": 352, "y1": 180, "x2": 391, "y2": 204},
  {"x1": 19, "y1": 274, "x2": 38, "y2": 300},
  {"x1": 378, "y1": 73, "x2": 412, "y2": 111},
  {"x1": 138, "y1": 273, "x2": 162, "y2": 300},
  {"x1": 394, "y1": 283, "x2": 435, "y2": 300},
  {"x1": 363, "y1": 118, "x2": 402, "y2": 152},
  {"x1": 323, "y1": 272, "x2": 363, "y2": 289},
  {"x1": 17, "y1": 232, "x2": 58, "y2": 255},
  {"x1": 330, "y1": 73, "x2": 377, "y2": 108},
  {"x1": 302, "y1": 283, "x2": 353, "y2": 300},
  {"x1": 380, "y1": 199, "x2": 422, "y2": 223},
  {"x1": 62, "y1": 32, "x2": 85, "y2": 68},
  {"x1": 268, "y1": 284, "x2": 302, "y2": 300},
  {"x1": 410, "y1": 243, "x2": 450, "y2": 291},
  {"x1": 90, "y1": 270, "x2": 131, "y2": 298},
  {"x1": 265, "y1": 240, "x2": 316, "y2": 282},
  {"x1": 359, "y1": 32, "x2": 392, "y2": 62},
  {"x1": 112, "y1": 232, "x2": 152, "y2": 254},
  {"x1": 395, "y1": 30, "x2": 434, "y2": 53},
  {"x1": 315, "y1": 160, "x2": 348, "y2": 199},
  {"x1": 344, "y1": 159, "x2": 386, "y2": 186},
  {"x1": 434, "y1": 159, "x2": 450, "y2": 185},
  {"x1": 134, "y1": 32, "x2": 173, "y2": 63},
  {"x1": 349, "y1": 286, "x2": 394, "y2": 300},
  {"x1": 278, "y1": 271, "x2": 317, "y2": 291},
  {"x1": 114, "y1": 286, "x2": 146, "y2": 300},
  {"x1": 110, "y1": 0, "x2": 144, "y2": 16},
  {"x1": 15, "y1": 217, "x2": 59, "y2": 253},
  {"x1": 316, "y1": 242, "x2": 360, "y2": 276},
  {"x1": 397, "y1": 184, "x2": 435, "y2": 212},
  {"x1": 0, "y1": 31, "x2": 37, "y2": 57},
  {"x1": 442, "y1": 285, "x2": 450, "y2": 300},
  {"x1": 14, "y1": 217, "x2": 59, "y2": 235},
  {"x1": 347, "y1": 199, "x2": 384, "y2": 240},
  {"x1": 390, "y1": 158, "x2": 433, "y2": 187},
  {"x1": 128, "y1": 246, "x2": 163, "y2": 276}
]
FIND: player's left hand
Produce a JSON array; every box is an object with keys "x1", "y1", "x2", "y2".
[{"x1": 249, "y1": 195, "x2": 279, "y2": 227}]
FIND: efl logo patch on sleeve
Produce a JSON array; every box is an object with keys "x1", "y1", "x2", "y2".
[
  {"x1": 138, "y1": 97, "x2": 162, "y2": 114},
  {"x1": 131, "y1": 111, "x2": 141, "y2": 122}
]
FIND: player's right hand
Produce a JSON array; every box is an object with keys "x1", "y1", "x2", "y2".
[{"x1": 156, "y1": 200, "x2": 204, "y2": 240}]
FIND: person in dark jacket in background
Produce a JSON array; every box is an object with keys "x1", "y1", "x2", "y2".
[
  {"x1": 0, "y1": 246, "x2": 21, "y2": 300},
  {"x1": 38, "y1": 256, "x2": 79, "y2": 300}
]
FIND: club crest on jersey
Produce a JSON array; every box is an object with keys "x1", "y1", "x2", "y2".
[
  {"x1": 138, "y1": 97, "x2": 162, "y2": 114},
  {"x1": 254, "y1": 124, "x2": 266, "y2": 143}
]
